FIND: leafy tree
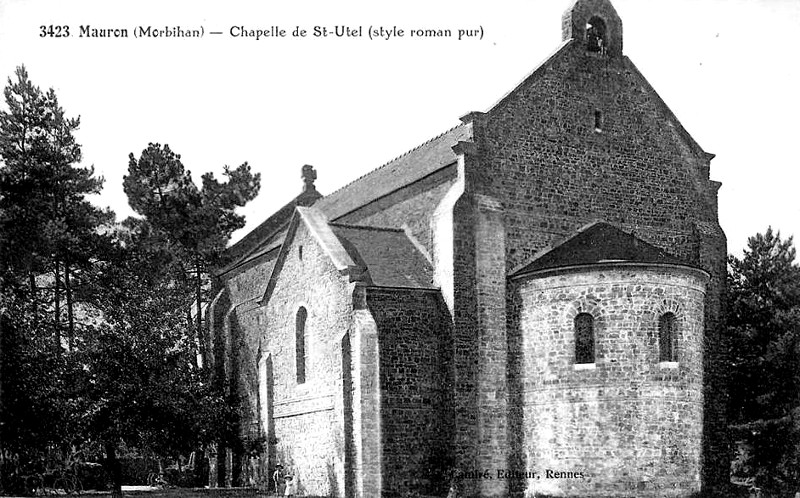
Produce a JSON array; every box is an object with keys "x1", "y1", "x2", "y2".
[
  {"x1": 123, "y1": 143, "x2": 260, "y2": 366},
  {"x1": 0, "y1": 290, "x2": 83, "y2": 463},
  {"x1": 728, "y1": 228, "x2": 800, "y2": 494},
  {"x1": 80, "y1": 218, "x2": 235, "y2": 495}
]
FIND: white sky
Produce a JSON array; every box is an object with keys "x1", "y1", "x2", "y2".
[{"x1": 1, "y1": 0, "x2": 798, "y2": 257}]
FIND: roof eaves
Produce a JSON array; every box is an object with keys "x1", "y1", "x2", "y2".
[
  {"x1": 365, "y1": 283, "x2": 440, "y2": 292},
  {"x1": 510, "y1": 260, "x2": 711, "y2": 282},
  {"x1": 217, "y1": 244, "x2": 282, "y2": 278},
  {"x1": 326, "y1": 159, "x2": 459, "y2": 222},
  {"x1": 315, "y1": 124, "x2": 470, "y2": 220},
  {"x1": 327, "y1": 222, "x2": 404, "y2": 233},
  {"x1": 321, "y1": 124, "x2": 466, "y2": 203}
]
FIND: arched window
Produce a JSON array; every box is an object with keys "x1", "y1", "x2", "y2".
[
  {"x1": 586, "y1": 17, "x2": 607, "y2": 54},
  {"x1": 296, "y1": 307, "x2": 308, "y2": 383},
  {"x1": 575, "y1": 313, "x2": 595, "y2": 364},
  {"x1": 659, "y1": 312, "x2": 677, "y2": 362}
]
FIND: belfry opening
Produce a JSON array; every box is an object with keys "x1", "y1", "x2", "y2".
[{"x1": 586, "y1": 16, "x2": 607, "y2": 53}]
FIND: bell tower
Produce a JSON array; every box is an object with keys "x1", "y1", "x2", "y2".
[{"x1": 561, "y1": 0, "x2": 623, "y2": 57}]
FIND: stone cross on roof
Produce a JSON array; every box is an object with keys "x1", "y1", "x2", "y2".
[{"x1": 301, "y1": 164, "x2": 317, "y2": 193}]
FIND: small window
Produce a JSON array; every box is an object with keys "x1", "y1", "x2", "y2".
[
  {"x1": 658, "y1": 313, "x2": 677, "y2": 362},
  {"x1": 594, "y1": 110, "x2": 603, "y2": 132},
  {"x1": 299, "y1": 245, "x2": 303, "y2": 261},
  {"x1": 296, "y1": 307, "x2": 308, "y2": 383},
  {"x1": 258, "y1": 355, "x2": 270, "y2": 432},
  {"x1": 575, "y1": 313, "x2": 595, "y2": 364},
  {"x1": 586, "y1": 17, "x2": 607, "y2": 54}
]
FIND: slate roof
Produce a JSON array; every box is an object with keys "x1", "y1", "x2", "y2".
[
  {"x1": 219, "y1": 190, "x2": 319, "y2": 274},
  {"x1": 224, "y1": 24, "x2": 712, "y2": 279},
  {"x1": 315, "y1": 123, "x2": 472, "y2": 220},
  {"x1": 330, "y1": 224, "x2": 435, "y2": 289},
  {"x1": 512, "y1": 222, "x2": 691, "y2": 277},
  {"x1": 219, "y1": 123, "x2": 470, "y2": 277}
]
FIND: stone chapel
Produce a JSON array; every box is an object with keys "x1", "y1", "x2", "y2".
[{"x1": 207, "y1": 0, "x2": 728, "y2": 496}]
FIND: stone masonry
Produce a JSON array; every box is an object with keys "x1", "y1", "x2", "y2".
[
  {"x1": 514, "y1": 264, "x2": 707, "y2": 497},
  {"x1": 208, "y1": 0, "x2": 728, "y2": 496}
]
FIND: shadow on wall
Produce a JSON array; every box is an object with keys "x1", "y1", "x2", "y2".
[{"x1": 326, "y1": 461, "x2": 340, "y2": 498}]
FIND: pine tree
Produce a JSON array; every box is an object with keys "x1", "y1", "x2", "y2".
[
  {"x1": 0, "y1": 67, "x2": 110, "y2": 468},
  {"x1": 0, "y1": 65, "x2": 108, "y2": 348},
  {"x1": 124, "y1": 143, "x2": 260, "y2": 367},
  {"x1": 728, "y1": 228, "x2": 800, "y2": 493}
]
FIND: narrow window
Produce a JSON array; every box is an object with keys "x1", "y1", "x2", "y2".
[
  {"x1": 296, "y1": 307, "x2": 308, "y2": 383},
  {"x1": 586, "y1": 17, "x2": 607, "y2": 54},
  {"x1": 594, "y1": 110, "x2": 603, "y2": 132},
  {"x1": 258, "y1": 355, "x2": 271, "y2": 433},
  {"x1": 298, "y1": 245, "x2": 303, "y2": 261},
  {"x1": 659, "y1": 313, "x2": 677, "y2": 362},
  {"x1": 575, "y1": 313, "x2": 595, "y2": 364}
]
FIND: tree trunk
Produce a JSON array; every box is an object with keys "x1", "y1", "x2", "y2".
[
  {"x1": 193, "y1": 448, "x2": 207, "y2": 487},
  {"x1": 65, "y1": 262, "x2": 74, "y2": 350},
  {"x1": 0, "y1": 313, "x2": 4, "y2": 432},
  {"x1": 104, "y1": 441, "x2": 123, "y2": 498},
  {"x1": 195, "y1": 261, "x2": 206, "y2": 368},
  {"x1": 186, "y1": 307, "x2": 199, "y2": 370},
  {"x1": 231, "y1": 448, "x2": 243, "y2": 488},
  {"x1": 216, "y1": 442, "x2": 227, "y2": 488},
  {"x1": 28, "y1": 271, "x2": 37, "y2": 313},
  {"x1": 54, "y1": 259, "x2": 61, "y2": 347}
]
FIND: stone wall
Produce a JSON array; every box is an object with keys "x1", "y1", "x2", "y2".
[
  {"x1": 516, "y1": 265, "x2": 707, "y2": 497},
  {"x1": 365, "y1": 288, "x2": 451, "y2": 496},
  {"x1": 232, "y1": 221, "x2": 356, "y2": 497},
  {"x1": 220, "y1": 216, "x2": 453, "y2": 498},
  {"x1": 478, "y1": 42, "x2": 721, "y2": 271},
  {"x1": 472, "y1": 33, "x2": 726, "y2": 494},
  {"x1": 435, "y1": 143, "x2": 512, "y2": 498},
  {"x1": 210, "y1": 3, "x2": 730, "y2": 496}
]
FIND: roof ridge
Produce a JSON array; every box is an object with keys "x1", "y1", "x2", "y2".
[
  {"x1": 321, "y1": 123, "x2": 465, "y2": 201},
  {"x1": 329, "y1": 223, "x2": 404, "y2": 233},
  {"x1": 574, "y1": 219, "x2": 608, "y2": 233}
]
